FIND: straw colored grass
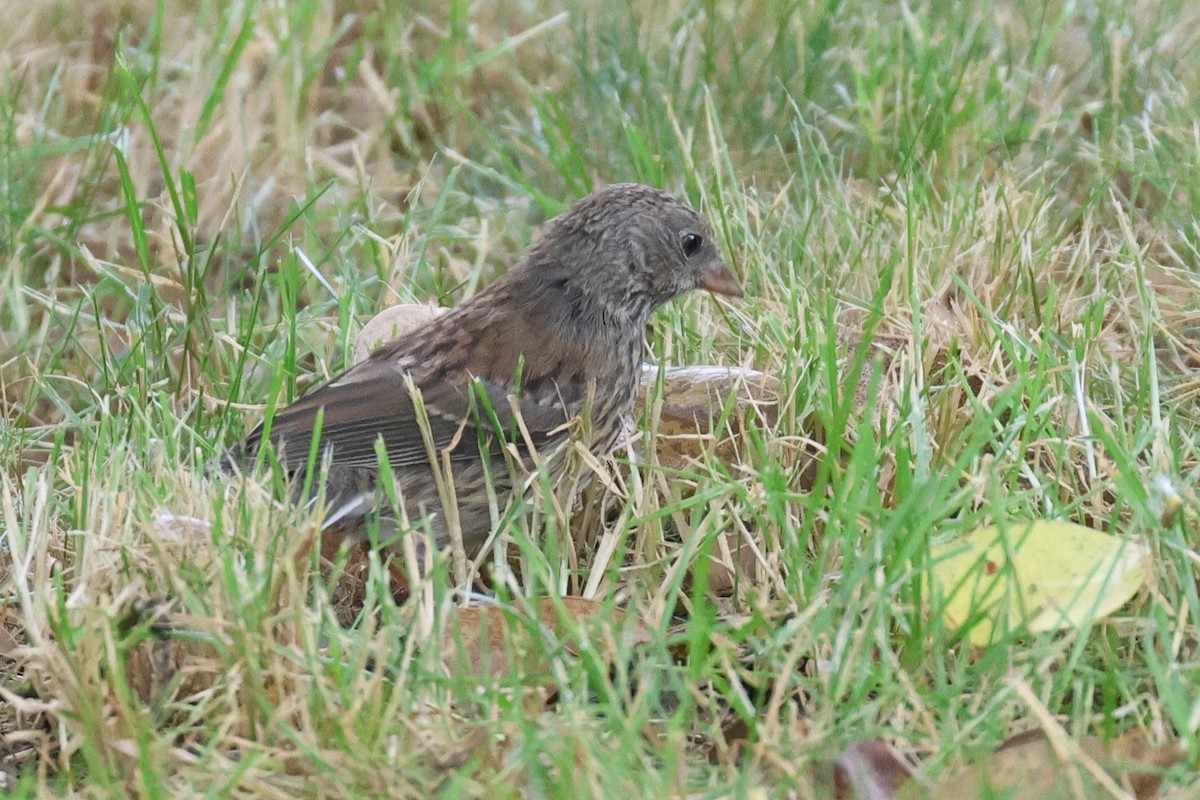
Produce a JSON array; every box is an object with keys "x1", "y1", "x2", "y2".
[{"x1": 2, "y1": 0, "x2": 1199, "y2": 796}]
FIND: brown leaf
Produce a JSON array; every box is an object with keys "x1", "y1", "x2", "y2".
[
  {"x1": 643, "y1": 365, "x2": 780, "y2": 468},
  {"x1": 709, "y1": 714, "x2": 753, "y2": 766},
  {"x1": 1082, "y1": 731, "x2": 1188, "y2": 800},
  {"x1": 698, "y1": 538, "x2": 762, "y2": 597},
  {"x1": 903, "y1": 729, "x2": 1187, "y2": 800},
  {"x1": 834, "y1": 739, "x2": 920, "y2": 800}
]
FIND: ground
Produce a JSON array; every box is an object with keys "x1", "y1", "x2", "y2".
[{"x1": 1, "y1": 0, "x2": 1198, "y2": 797}]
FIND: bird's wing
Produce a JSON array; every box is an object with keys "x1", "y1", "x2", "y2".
[{"x1": 243, "y1": 351, "x2": 582, "y2": 474}]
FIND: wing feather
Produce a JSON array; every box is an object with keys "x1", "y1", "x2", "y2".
[
  {"x1": 245, "y1": 354, "x2": 580, "y2": 474},
  {"x1": 235, "y1": 285, "x2": 605, "y2": 481}
]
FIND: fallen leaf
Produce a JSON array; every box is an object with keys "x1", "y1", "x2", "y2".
[
  {"x1": 835, "y1": 739, "x2": 921, "y2": 799},
  {"x1": 900, "y1": 729, "x2": 1187, "y2": 800},
  {"x1": 1097, "y1": 730, "x2": 1191, "y2": 799},
  {"x1": 646, "y1": 364, "x2": 781, "y2": 468},
  {"x1": 929, "y1": 520, "x2": 1150, "y2": 645},
  {"x1": 697, "y1": 538, "x2": 762, "y2": 597}
]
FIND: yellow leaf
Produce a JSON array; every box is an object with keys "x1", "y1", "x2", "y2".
[{"x1": 929, "y1": 520, "x2": 1150, "y2": 646}]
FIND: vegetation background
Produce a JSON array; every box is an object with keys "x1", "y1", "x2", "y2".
[{"x1": 1, "y1": 0, "x2": 1198, "y2": 796}]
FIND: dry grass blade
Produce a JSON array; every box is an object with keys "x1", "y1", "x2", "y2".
[{"x1": 2, "y1": 0, "x2": 1199, "y2": 796}]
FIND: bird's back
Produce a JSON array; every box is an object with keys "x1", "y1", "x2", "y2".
[{"x1": 229, "y1": 270, "x2": 642, "y2": 549}]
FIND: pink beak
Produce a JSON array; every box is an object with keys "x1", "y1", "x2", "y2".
[{"x1": 698, "y1": 261, "x2": 744, "y2": 298}]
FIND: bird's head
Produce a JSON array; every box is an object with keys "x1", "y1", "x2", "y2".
[{"x1": 524, "y1": 183, "x2": 742, "y2": 328}]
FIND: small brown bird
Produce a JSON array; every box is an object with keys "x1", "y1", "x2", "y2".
[{"x1": 225, "y1": 183, "x2": 741, "y2": 561}]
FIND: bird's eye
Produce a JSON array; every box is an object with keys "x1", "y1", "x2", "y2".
[{"x1": 681, "y1": 232, "x2": 703, "y2": 258}]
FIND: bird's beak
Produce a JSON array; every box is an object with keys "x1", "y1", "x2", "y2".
[{"x1": 698, "y1": 261, "x2": 744, "y2": 298}]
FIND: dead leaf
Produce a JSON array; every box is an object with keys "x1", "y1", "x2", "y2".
[
  {"x1": 834, "y1": 739, "x2": 921, "y2": 800},
  {"x1": 646, "y1": 364, "x2": 780, "y2": 468},
  {"x1": 699, "y1": 538, "x2": 762, "y2": 597},
  {"x1": 901, "y1": 729, "x2": 1187, "y2": 800},
  {"x1": 1092, "y1": 730, "x2": 1190, "y2": 799}
]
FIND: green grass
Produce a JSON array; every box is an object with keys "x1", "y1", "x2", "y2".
[{"x1": 2, "y1": 0, "x2": 1199, "y2": 796}]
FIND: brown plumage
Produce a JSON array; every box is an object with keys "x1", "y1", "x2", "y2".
[{"x1": 224, "y1": 183, "x2": 741, "y2": 559}]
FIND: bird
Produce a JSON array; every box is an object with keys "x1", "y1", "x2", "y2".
[{"x1": 223, "y1": 183, "x2": 742, "y2": 566}]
